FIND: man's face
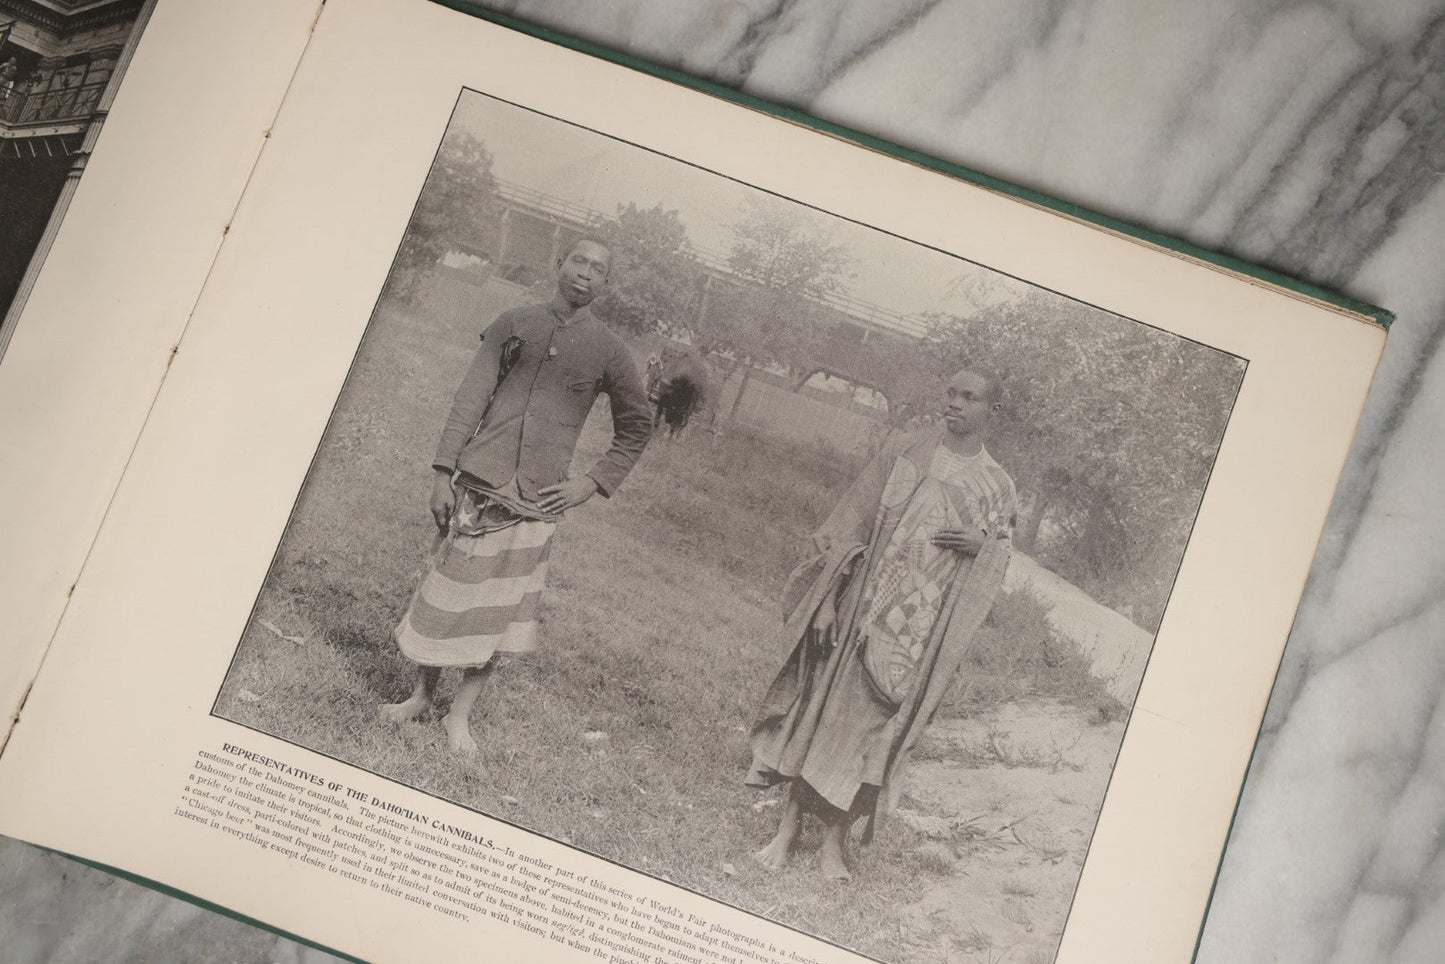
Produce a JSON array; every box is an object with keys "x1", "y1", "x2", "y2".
[
  {"x1": 943, "y1": 370, "x2": 998, "y2": 437},
  {"x1": 557, "y1": 241, "x2": 611, "y2": 308}
]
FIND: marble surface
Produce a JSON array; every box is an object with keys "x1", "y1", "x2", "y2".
[{"x1": 5, "y1": 0, "x2": 1444, "y2": 961}]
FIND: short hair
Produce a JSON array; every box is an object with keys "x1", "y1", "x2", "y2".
[
  {"x1": 561, "y1": 236, "x2": 613, "y2": 264},
  {"x1": 951, "y1": 367, "x2": 1003, "y2": 405}
]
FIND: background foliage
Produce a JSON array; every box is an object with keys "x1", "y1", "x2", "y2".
[{"x1": 388, "y1": 131, "x2": 1243, "y2": 629}]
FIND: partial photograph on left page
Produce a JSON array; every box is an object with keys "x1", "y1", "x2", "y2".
[{"x1": 0, "y1": 0, "x2": 154, "y2": 351}]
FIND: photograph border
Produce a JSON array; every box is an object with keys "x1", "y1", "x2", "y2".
[{"x1": 207, "y1": 84, "x2": 1253, "y2": 963}]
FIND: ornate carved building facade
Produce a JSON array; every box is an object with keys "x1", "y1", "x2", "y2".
[{"x1": 0, "y1": 0, "x2": 151, "y2": 329}]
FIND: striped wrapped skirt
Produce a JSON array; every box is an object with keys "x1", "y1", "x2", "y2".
[{"x1": 392, "y1": 516, "x2": 556, "y2": 667}]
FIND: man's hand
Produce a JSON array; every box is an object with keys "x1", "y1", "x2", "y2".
[
  {"x1": 932, "y1": 527, "x2": 985, "y2": 556},
  {"x1": 537, "y1": 476, "x2": 599, "y2": 513},
  {"x1": 430, "y1": 471, "x2": 455, "y2": 532},
  {"x1": 812, "y1": 602, "x2": 839, "y2": 648}
]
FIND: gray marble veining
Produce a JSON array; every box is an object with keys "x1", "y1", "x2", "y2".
[
  {"x1": 469, "y1": 7, "x2": 1445, "y2": 956},
  {"x1": 5, "y1": 0, "x2": 1444, "y2": 961}
]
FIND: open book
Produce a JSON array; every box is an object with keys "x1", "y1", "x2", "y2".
[{"x1": 0, "y1": 1, "x2": 1389, "y2": 962}]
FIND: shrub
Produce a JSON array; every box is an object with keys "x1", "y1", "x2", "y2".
[{"x1": 944, "y1": 588, "x2": 1123, "y2": 719}]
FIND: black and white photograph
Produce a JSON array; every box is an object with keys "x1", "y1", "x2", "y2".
[
  {"x1": 0, "y1": 0, "x2": 153, "y2": 350},
  {"x1": 213, "y1": 89, "x2": 1246, "y2": 964}
]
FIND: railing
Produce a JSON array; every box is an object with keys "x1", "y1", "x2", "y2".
[
  {"x1": 494, "y1": 180, "x2": 600, "y2": 229},
  {"x1": 492, "y1": 176, "x2": 930, "y2": 339},
  {"x1": 688, "y1": 238, "x2": 930, "y2": 338},
  {"x1": 0, "y1": 81, "x2": 105, "y2": 127}
]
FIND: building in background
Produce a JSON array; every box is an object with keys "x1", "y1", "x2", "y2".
[{"x1": 0, "y1": 0, "x2": 153, "y2": 348}]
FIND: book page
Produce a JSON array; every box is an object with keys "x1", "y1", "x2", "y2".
[
  {"x1": 0, "y1": 0, "x2": 323, "y2": 741},
  {"x1": 0, "y1": 1, "x2": 1384, "y2": 962}
]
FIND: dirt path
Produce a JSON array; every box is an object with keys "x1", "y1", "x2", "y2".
[{"x1": 887, "y1": 699, "x2": 1124, "y2": 964}]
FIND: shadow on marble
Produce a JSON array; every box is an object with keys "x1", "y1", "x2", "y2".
[{"x1": 0, "y1": 837, "x2": 344, "y2": 964}]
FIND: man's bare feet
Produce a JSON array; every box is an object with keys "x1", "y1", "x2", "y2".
[
  {"x1": 818, "y1": 833, "x2": 852, "y2": 881},
  {"x1": 380, "y1": 666, "x2": 439, "y2": 724},
  {"x1": 437, "y1": 663, "x2": 491, "y2": 757},
  {"x1": 754, "y1": 829, "x2": 795, "y2": 871},
  {"x1": 755, "y1": 791, "x2": 802, "y2": 871},
  {"x1": 818, "y1": 809, "x2": 856, "y2": 881},
  {"x1": 442, "y1": 710, "x2": 479, "y2": 756},
  {"x1": 378, "y1": 694, "x2": 429, "y2": 723}
]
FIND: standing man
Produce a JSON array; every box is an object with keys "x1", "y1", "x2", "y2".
[
  {"x1": 746, "y1": 368, "x2": 1017, "y2": 879},
  {"x1": 380, "y1": 238, "x2": 653, "y2": 755}
]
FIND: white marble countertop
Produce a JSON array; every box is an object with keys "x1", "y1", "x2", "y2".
[{"x1": 6, "y1": 1, "x2": 1442, "y2": 961}]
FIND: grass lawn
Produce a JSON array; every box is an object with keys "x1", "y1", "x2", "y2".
[{"x1": 216, "y1": 280, "x2": 1122, "y2": 963}]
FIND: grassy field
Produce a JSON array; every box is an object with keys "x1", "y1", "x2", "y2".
[{"x1": 216, "y1": 279, "x2": 1125, "y2": 964}]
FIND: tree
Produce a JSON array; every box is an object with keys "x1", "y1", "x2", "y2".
[
  {"x1": 589, "y1": 202, "x2": 702, "y2": 336},
  {"x1": 385, "y1": 130, "x2": 498, "y2": 301},
  {"x1": 695, "y1": 196, "x2": 856, "y2": 383},
  {"x1": 726, "y1": 195, "x2": 852, "y2": 300},
  {"x1": 881, "y1": 289, "x2": 1244, "y2": 630}
]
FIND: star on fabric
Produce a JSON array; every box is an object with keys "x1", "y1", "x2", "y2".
[{"x1": 453, "y1": 501, "x2": 476, "y2": 529}]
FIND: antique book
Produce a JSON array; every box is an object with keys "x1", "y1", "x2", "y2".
[{"x1": 0, "y1": 1, "x2": 1389, "y2": 962}]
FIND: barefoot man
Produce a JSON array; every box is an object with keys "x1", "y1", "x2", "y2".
[
  {"x1": 746, "y1": 368, "x2": 1017, "y2": 879},
  {"x1": 381, "y1": 238, "x2": 652, "y2": 754}
]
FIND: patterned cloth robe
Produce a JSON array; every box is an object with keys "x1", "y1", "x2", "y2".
[{"x1": 747, "y1": 427, "x2": 1016, "y2": 830}]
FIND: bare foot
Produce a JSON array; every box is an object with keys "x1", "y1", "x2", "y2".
[
  {"x1": 755, "y1": 788, "x2": 803, "y2": 871},
  {"x1": 754, "y1": 832, "x2": 794, "y2": 871},
  {"x1": 818, "y1": 833, "x2": 852, "y2": 881},
  {"x1": 757, "y1": 838, "x2": 791, "y2": 872},
  {"x1": 442, "y1": 711, "x2": 479, "y2": 756},
  {"x1": 378, "y1": 695, "x2": 429, "y2": 723}
]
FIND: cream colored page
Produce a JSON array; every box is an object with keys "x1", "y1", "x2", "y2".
[
  {"x1": 0, "y1": 0, "x2": 322, "y2": 738},
  {"x1": 0, "y1": 1, "x2": 1384, "y2": 962}
]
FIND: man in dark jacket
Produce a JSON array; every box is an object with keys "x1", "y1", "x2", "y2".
[{"x1": 380, "y1": 238, "x2": 652, "y2": 755}]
